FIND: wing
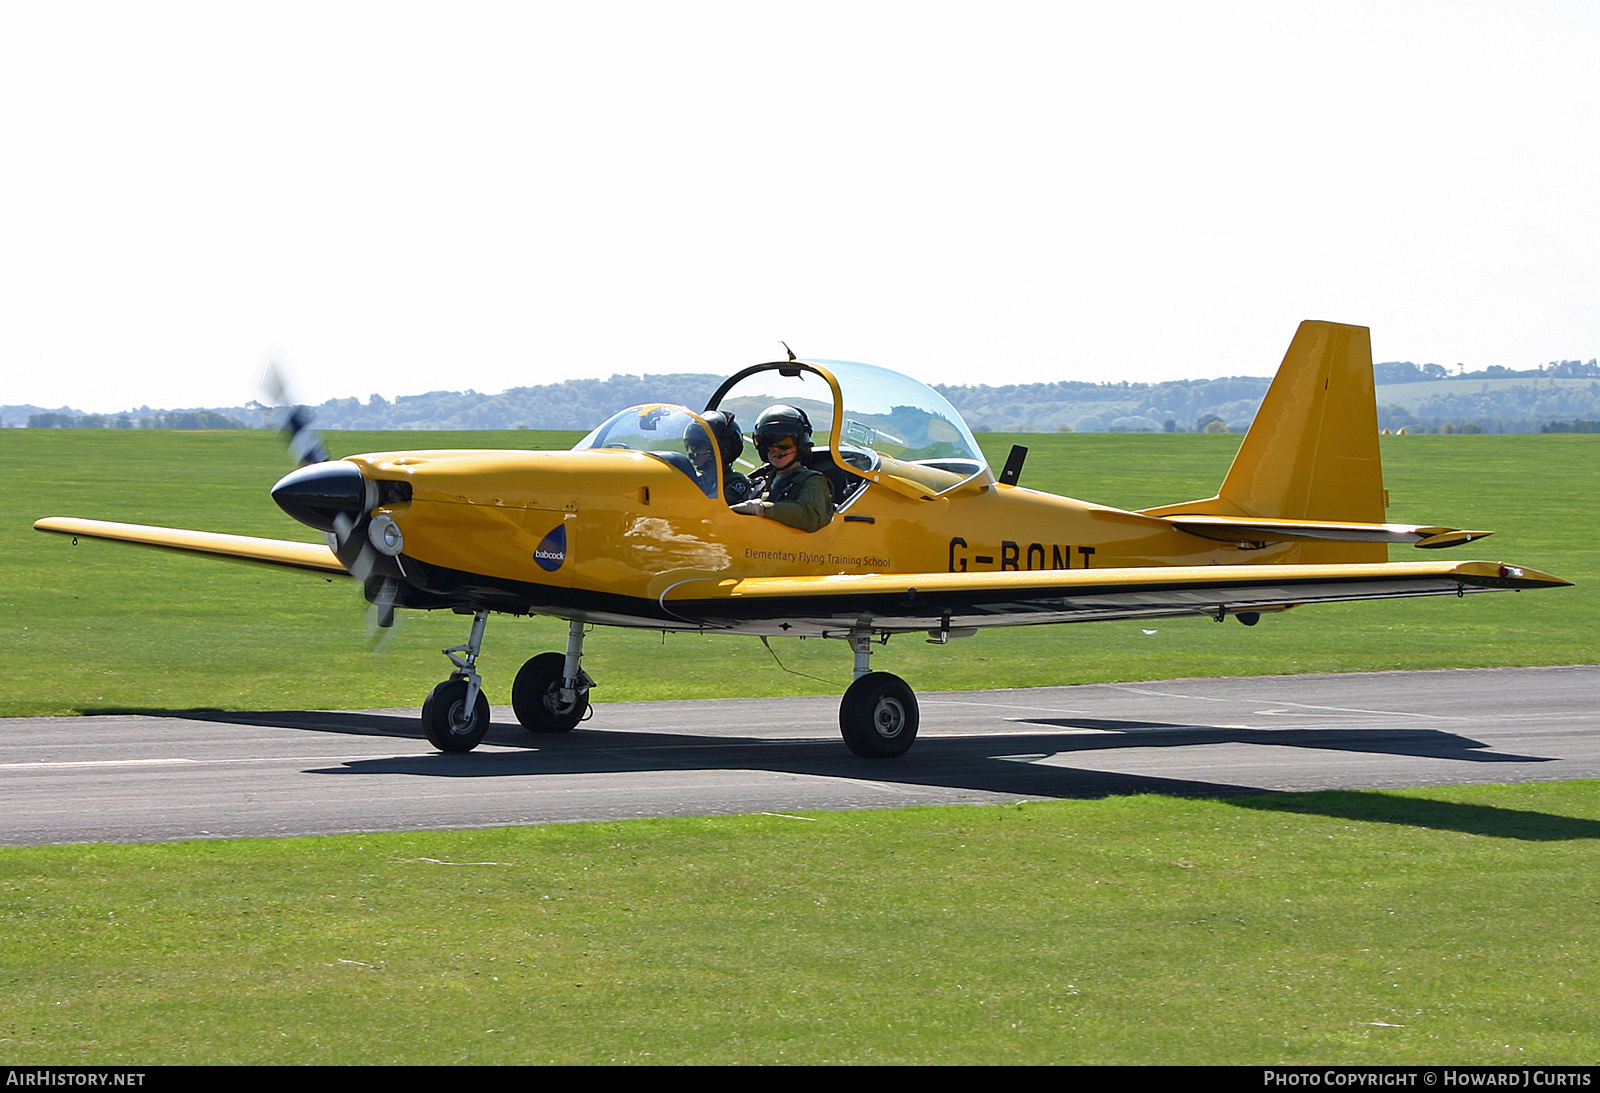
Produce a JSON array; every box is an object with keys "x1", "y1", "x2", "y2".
[
  {"x1": 660, "y1": 559, "x2": 1569, "y2": 635},
  {"x1": 33, "y1": 517, "x2": 346, "y2": 575}
]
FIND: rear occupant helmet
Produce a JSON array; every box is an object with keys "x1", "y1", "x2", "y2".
[{"x1": 699, "y1": 409, "x2": 744, "y2": 466}]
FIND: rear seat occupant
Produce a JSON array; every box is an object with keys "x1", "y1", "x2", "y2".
[{"x1": 687, "y1": 410, "x2": 752, "y2": 504}]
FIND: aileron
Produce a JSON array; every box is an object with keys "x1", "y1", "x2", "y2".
[
  {"x1": 661, "y1": 560, "x2": 1567, "y2": 632},
  {"x1": 1158, "y1": 514, "x2": 1494, "y2": 548}
]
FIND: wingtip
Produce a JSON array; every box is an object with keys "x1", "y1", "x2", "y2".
[
  {"x1": 1455, "y1": 560, "x2": 1572, "y2": 588},
  {"x1": 1414, "y1": 528, "x2": 1494, "y2": 549}
]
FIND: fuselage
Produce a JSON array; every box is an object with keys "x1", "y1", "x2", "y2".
[{"x1": 326, "y1": 445, "x2": 1313, "y2": 627}]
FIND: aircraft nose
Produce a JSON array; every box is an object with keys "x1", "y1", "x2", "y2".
[{"x1": 271, "y1": 460, "x2": 373, "y2": 532}]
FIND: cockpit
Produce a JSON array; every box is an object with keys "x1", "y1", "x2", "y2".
[{"x1": 571, "y1": 359, "x2": 994, "y2": 508}]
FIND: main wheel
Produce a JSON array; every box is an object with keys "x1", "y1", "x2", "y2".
[
  {"x1": 422, "y1": 678, "x2": 490, "y2": 753},
  {"x1": 839, "y1": 672, "x2": 919, "y2": 758},
  {"x1": 512, "y1": 652, "x2": 588, "y2": 732}
]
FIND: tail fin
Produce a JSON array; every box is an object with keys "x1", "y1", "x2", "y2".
[{"x1": 1147, "y1": 320, "x2": 1385, "y2": 561}]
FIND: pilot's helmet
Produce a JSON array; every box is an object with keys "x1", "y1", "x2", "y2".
[
  {"x1": 686, "y1": 410, "x2": 743, "y2": 468},
  {"x1": 752, "y1": 404, "x2": 813, "y2": 460}
]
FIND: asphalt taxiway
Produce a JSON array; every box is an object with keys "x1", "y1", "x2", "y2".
[{"x1": 4, "y1": 665, "x2": 1597, "y2": 846}]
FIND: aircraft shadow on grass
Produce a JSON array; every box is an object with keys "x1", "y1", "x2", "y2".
[
  {"x1": 1221, "y1": 790, "x2": 1600, "y2": 842},
  {"x1": 98, "y1": 706, "x2": 1593, "y2": 842}
]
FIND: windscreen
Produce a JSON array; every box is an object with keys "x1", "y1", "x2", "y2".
[{"x1": 573, "y1": 404, "x2": 722, "y2": 498}]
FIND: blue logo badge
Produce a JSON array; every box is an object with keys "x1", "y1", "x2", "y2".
[{"x1": 534, "y1": 524, "x2": 566, "y2": 572}]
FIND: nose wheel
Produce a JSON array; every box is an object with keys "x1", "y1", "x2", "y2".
[
  {"x1": 422, "y1": 676, "x2": 490, "y2": 752},
  {"x1": 423, "y1": 609, "x2": 491, "y2": 753}
]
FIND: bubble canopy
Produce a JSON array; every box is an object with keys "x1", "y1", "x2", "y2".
[
  {"x1": 572, "y1": 361, "x2": 993, "y2": 502},
  {"x1": 705, "y1": 359, "x2": 993, "y2": 498},
  {"x1": 572, "y1": 404, "x2": 724, "y2": 498}
]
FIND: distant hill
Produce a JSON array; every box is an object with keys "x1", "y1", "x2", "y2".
[
  {"x1": 9, "y1": 357, "x2": 1598, "y2": 434},
  {"x1": 937, "y1": 375, "x2": 1272, "y2": 433}
]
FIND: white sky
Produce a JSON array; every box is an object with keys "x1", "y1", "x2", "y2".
[{"x1": 3, "y1": 1, "x2": 1597, "y2": 413}]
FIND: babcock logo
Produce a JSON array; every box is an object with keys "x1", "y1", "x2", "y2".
[{"x1": 534, "y1": 524, "x2": 567, "y2": 572}]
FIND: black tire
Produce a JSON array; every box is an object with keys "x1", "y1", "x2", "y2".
[
  {"x1": 512, "y1": 652, "x2": 588, "y2": 733},
  {"x1": 839, "y1": 672, "x2": 919, "y2": 758},
  {"x1": 422, "y1": 678, "x2": 489, "y2": 753}
]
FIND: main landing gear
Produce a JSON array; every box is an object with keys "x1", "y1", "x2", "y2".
[
  {"x1": 512, "y1": 619, "x2": 593, "y2": 732},
  {"x1": 836, "y1": 626, "x2": 919, "y2": 759},
  {"x1": 423, "y1": 614, "x2": 594, "y2": 753}
]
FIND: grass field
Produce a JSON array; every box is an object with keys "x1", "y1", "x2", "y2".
[
  {"x1": 3, "y1": 782, "x2": 1599, "y2": 1064},
  {"x1": 1, "y1": 429, "x2": 1591, "y2": 717},
  {"x1": 2, "y1": 429, "x2": 1596, "y2": 1064}
]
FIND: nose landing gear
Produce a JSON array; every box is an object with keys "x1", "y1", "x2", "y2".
[
  {"x1": 422, "y1": 610, "x2": 491, "y2": 752},
  {"x1": 421, "y1": 677, "x2": 490, "y2": 753}
]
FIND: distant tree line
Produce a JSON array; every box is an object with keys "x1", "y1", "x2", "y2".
[
  {"x1": 934, "y1": 375, "x2": 1273, "y2": 433},
  {"x1": 24, "y1": 409, "x2": 246, "y2": 429},
  {"x1": 296, "y1": 374, "x2": 723, "y2": 432},
  {"x1": 26, "y1": 412, "x2": 126, "y2": 428},
  {"x1": 1376, "y1": 359, "x2": 1600, "y2": 383}
]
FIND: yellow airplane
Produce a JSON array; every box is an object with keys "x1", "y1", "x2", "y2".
[{"x1": 34, "y1": 321, "x2": 1569, "y2": 758}]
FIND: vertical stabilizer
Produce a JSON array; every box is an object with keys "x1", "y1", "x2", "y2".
[
  {"x1": 1220, "y1": 320, "x2": 1383, "y2": 522},
  {"x1": 1146, "y1": 320, "x2": 1386, "y2": 561}
]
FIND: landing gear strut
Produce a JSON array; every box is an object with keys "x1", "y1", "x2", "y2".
[
  {"x1": 423, "y1": 610, "x2": 491, "y2": 753},
  {"x1": 513, "y1": 618, "x2": 593, "y2": 733},
  {"x1": 836, "y1": 625, "x2": 918, "y2": 758}
]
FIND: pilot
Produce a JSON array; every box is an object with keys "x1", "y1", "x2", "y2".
[
  {"x1": 730, "y1": 404, "x2": 833, "y2": 532},
  {"x1": 686, "y1": 410, "x2": 753, "y2": 504}
]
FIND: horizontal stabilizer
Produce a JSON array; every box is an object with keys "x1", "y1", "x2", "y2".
[{"x1": 33, "y1": 517, "x2": 346, "y2": 575}]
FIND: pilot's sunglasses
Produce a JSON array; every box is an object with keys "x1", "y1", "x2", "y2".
[{"x1": 768, "y1": 440, "x2": 798, "y2": 452}]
